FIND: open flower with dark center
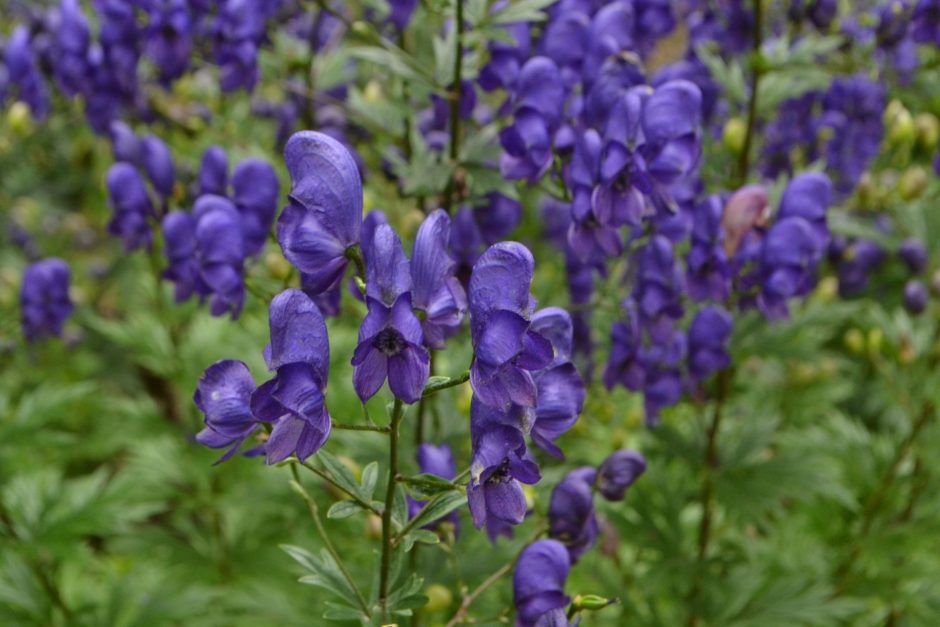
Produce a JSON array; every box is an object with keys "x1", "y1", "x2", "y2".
[{"x1": 351, "y1": 223, "x2": 429, "y2": 403}]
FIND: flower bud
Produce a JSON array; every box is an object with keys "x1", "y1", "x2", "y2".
[
  {"x1": 424, "y1": 584, "x2": 453, "y2": 612},
  {"x1": 722, "y1": 117, "x2": 747, "y2": 153},
  {"x1": 7, "y1": 101, "x2": 33, "y2": 136},
  {"x1": 904, "y1": 280, "x2": 929, "y2": 315},
  {"x1": 572, "y1": 594, "x2": 617, "y2": 611},
  {"x1": 915, "y1": 113, "x2": 940, "y2": 151},
  {"x1": 596, "y1": 450, "x2": 647, "y2": 502},
  {"x1": 898, "y1": 239, "x2": 928, "y2": 274},
  {"x1": 844, "y1": 328, "x2": 866, "y2": 354},
  {"x1": 898, "y1": 167, "x2": 928, "y2": 201},
  {"x1": 885, "y1": 99, "x2": 916, "y2": 145}
]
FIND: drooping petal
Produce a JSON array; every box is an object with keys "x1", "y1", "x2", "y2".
[{"x1": 267, "y1": 289, "x2": 330, "y2": 381}]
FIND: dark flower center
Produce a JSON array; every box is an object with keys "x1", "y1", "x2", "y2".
[{"x1": 373, "y1": 328, "x2": 407, "y2": 356}]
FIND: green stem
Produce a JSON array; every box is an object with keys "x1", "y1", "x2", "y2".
[
  {"x1": 735, "y1": 0, "x2": 765, "y2": 186},
  {"x1": 289, "y1": 464, "x2": 371, "y2": 616},
  {"x1": 379, "y1": 398, "x2": 405, "y2": 622},
  {"x1": 441, "y1": 0, "x2": 465, "y2": 213},
  {"x1": 332, "y1": 421, "x2": 391, "y2": 433},
  {"x1": 687, "y1": 368, "x2": 733, "y2": 627},
  {"x1": 422, "y1": 370, "x2": 470, "y2": 398}
]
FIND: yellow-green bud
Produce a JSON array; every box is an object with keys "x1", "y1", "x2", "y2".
[
  {"x1": 867, "y1": 328, "x2": 884, "y2": 356},
  {"x1": 915, "y1": 112, "x2": 940, "y2": 151},
  {"x1": 898, "y1": 166, "x2": 928, "y2": 201},
  {"x1": 844, "y1": 328, "x2": 865, "y2": 354},
  {"x1": 7, "y1": 101, "x2": 33, "y2": 136},
  {"x1": 722, "y1": 117, "x2": 747, "y2": 153},
  {"x1": 424, "y1": 584, "x2": 453, "y2": 613}
]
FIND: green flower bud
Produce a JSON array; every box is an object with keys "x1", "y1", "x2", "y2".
[
  {"x1": 898, "y1": 166, "x2": 928, "y2": 201},
  {"x1": 722, "y1": 117, "x2": 747, "y2": 153}
]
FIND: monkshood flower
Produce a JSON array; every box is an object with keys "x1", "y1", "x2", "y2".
[
  {"x1": 758, "y1": 217, "x2": 821, "y2": 318},
  {"x1": 548, "y1": 467, "x2": 598, "y2": 562},
  {"x1": 899, "y1": 238, "x2": 928, "y2": 274},
  {"x1": 639, "y1": 328, "x2": 686, "y2": 423},
  {"x1": 633, "y1": 0, "x2": 677, "y2": 56},
  {"x1": 213, "y1": 0, "x2": 270, "y2": 92},
  {"x1": 194, "y1": 360, "x2": 263, "y2": 463},
  {"x1": 106, "y1": 162, "x2": 155, "y2": 251},
  {"x1": 478, "y1": 13, "x2": 531, "y2": 92},
  {"x1": 513, "y1": 539, "x2": 572, "y2": 627},
  {"x1": 596, "y1": 449, "x2": 646, "y2": 502},
  {"x1": 640, "y1": 80, "x2": 703, "y2": 195},
  {"x1": 4, "y1": 26, "x2": 50, "y2": 119},
  {"x1": 467, "y1": 398, "x2": 540, "y2": 533},
  {"x1": 686, "y1": 194, "x2": 730, "y2": 303},
  {"x1": 411, "y1": 210, "x2": 467, "y2": 348},
  {"x1": 95, "y1": 0, "x2": 141, "y2": 98},
  {"x1": 761, "y1": 92, "x2": 820, "y2": 179},
  {"x1": 633, "y1": 235, "x2": 685, "y2": 342},
  {"x1": 352, "y1": 223, "x2": 429, "y2": 404},
  {"x1": 161, "y1": 211, "x2": 201, "y2": 302},
  {"x1": 449, "y1": 194, "x2": 523, "y2": 280},
  {"x1": 652, "y1": 55, "x2": 719, "y2": 124},
  {"x1": 529, "y1": 308, "x2": 585, "y2": 458},
  {"x1": 407, "y1": 443, "x2": 460, "y2": 531},
  {"x1": 603, "y1": 301, "x2": 645, "y2": 392},
  {"x1": 777, "y1": 172, "x2": 833, "y2": 251},
  {"x1": 388, "y1": 0, "x2": 419, "y2": 31},
  {"x1": 277, "y1": 131, "x2": 363, "y2": 296},
  {"x1": 687, "y1": 306, "x2": 733, "y2": 383},
  {"x1": 193, "y1": 195, "x2": 247, "y2": 317},
  {"x1": 251, "y1": 289, "x2": 332, "y2": 464},
  {"x1": 820, "y1": 75, "x2": 886, "y2": 194},
  {"x1": 904, "y1": 280, "x2": 929, "y2": 314},
  {"x1": 196, "y1": 146, "x2": 280, "y2": 256},
  {"x1": 141, "y1": 135, "x2": 176, "y2": 201},
  {"x1": 468, "y1": 242, "x2": 553, "y2": 410},
  {"x1": 499, "y1": 57, "x2": 565, "y2": 182},
  {"x1": 21, "y1": 258, "x2": 73, "y2": 342},
  {"x1": 837, "y1": 239, "x2": 886, "y2": 297},
  {"x1": 912, "y1": 0, "x2": 940, "y2": 45},
  {"x1": 145, "y1": 0, "x2": 193, "y2": 86},
  {"x1": 51, "y1": 0, "x2": 91, "y2": 97}
]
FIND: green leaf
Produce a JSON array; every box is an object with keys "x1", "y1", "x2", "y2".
[
  {"x1": 403, "y1": 473, "x2": 459, "y2": 500},
  {"x1": 350, "y1": 46, "x2": 440, "y2": 92},
  {"x1": 327, "y1": 500, "x2": 365, "y2": 520},
  {"x1": 406, "y1": 491, "x2": 465, "y2": 533},
  {"x1": 317, "y1": 451, "x2": 365, "y2": 501},
  {"x1": 322, "y1": 601, "x2": 369, "y2": 622},
  {"x1": 360, "y1": 462, "x2": 379, "y2": 501},
  {"x1": 282, "y1": 544, "x2": 361, "y2": 609},
  {"x1": 488, "y1": 0, "x2": 556, "y2": 24},
  {"x1": 402, "y1": 529, "x2": 440, "y2": 552}
]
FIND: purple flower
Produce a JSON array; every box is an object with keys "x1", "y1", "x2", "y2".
[
  {"x1": 759, "y1": 217, "x2": 821, "y2": 318},
  {"x1": 820, "y1": 75, "x2": 886, "y2": 194},
  {"x1": 277, "y1": 131, "x2": 363, "y2": 295},
  {"x1": 633, "y1": 235, "x2": 685, "y2": 341},
  {"x1": 904, "y1": 280, "x2": 929, "y2": 314},
  {"x1": 110, "y1": 121, "x2": 142, "y2": 164},
  {"x1": 467, "y1": 398, "x2": 540, "y2": 532},
  {"x1": 596, "y1": 449, "x2": 646, "y2": 501},
  {"x1": 687, "y1": 306, "x2": 733, "y2": 382},
  {"x1": 837, "y1": 239, "x2": 886, "y2": 297},
  {"x1": 251, "y1": 289, "x2": 332, "y2": 464},
  {"x1": 52, "y1": 0, "x2": 92, "y2": 97},
  {"x1": 5, "y1": 26, "x2": 51, "y2": 119},
  {"x1": 352, "y1": 224, "x2": 429, "y2": 403},
  {"x1": 686, "y1": 195, "x2": 730, "y2": 302},
  {"x1": 411, "y1": 210, "x2": 467, "y2": 348},
  {"x1": 197, "y1": 145, "x2": 229, "y2": 196},
  {"x1": 193, "y1": 195, "x2": 246, "y2": 317},
  {"x1": 140, "y1": 134, "x2": 176, "y2": 200},
  {"x1": 106, "y1": 162, "x2": 154, "y2": 251},
  {"x1": 231, "y1": 158, "x2": 280, "y2": 256},
  {"x1": 640, "y1": 79, "x2": 703, "y2": 190},
  {"x1": 548, "y1": 467, "x2": 598, "y2": 562},
  {"x1": 513, "y1": 540, "x2": 571, "y2": 627},
  {"x1": 603, "y1": 302, "x2": 645, "y2": 392},
  {"x1": 21, "y1": 258, "x2": 73, "y2": 342},
  {"x1": 777, "y1": 172, "x2": 833, "y2": 249},
  {"x1": 145, "y1": 0, "x2": 193, "y2": 85},
  {"x1": 469, "y1": 243, "x2": 553, "y2": 410},
  {"x1": 194, "y1": 360, "x2": 262, "y2": 463},
  {"x1": 913, "y1": 0, "x2": 940, "y2": 45},
  {"x1": 161, "y1": 211, "x2": 201, "y2": 302},
  {"x1": 388, "y1": 0, "x2": 419, "y2": 31},
  {"x1": 899, "y1": 238, "x2": 928, "y2": 274}
]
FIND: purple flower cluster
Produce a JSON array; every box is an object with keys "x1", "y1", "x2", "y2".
[
  {"x1": 20, "y1": 258, "x2": 74, "y2": 342},
  {"x1": 466, "y1": 243, "x2": 585, "y2": 536}
]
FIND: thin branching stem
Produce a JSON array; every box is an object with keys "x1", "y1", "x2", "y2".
[
  {"x1": 379, "y1": 397, "x2": 405, "y2": 622},
  {"x1": 289, "y1": 464, "x2": 371, "y2": 616},
  {"x1": 297, "y1": 460, "x2": 383, "y2": 516},
  {"x1": 442, "y1": 0, "x2": 465, "y2": 213}
]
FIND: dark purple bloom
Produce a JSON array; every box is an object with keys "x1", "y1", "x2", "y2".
[
  {"x1": 469, "y1": 243, "x2": 553, "y2": 410},
  {"x1": 411, "y1": 210, "x2": 467, "y2": 348},
  {"x1": 231, "y1": 158, "x2": 280, "y2": 256},
  {"x1": 759, "y1": 217, "x2": 821, "y2": 318},
  {"x1": 640, "y1": 79, "x2": 703, "y2": 189},
  {"x1": 388, "y1": 0, "x2": 419, "y2": 30},
  {"x1": 838, "y1": 239, "x2": 886, "y2": 297},
  {"x1": 198, "y1": 145, "x2": 229, "y2": 196},
  {"x1": 603, "y1": 302, "x2": 645, "y2": 392},
  {"x1": 820, "y1": 75, "x2": 886, "y2": 194},
  {"x1": 633, "y1": 235, "x2": 685, "y2": 341},
  {"x1": 513, "y1": 540, "x2": 571, "y2": 627},
  {"x1": 145, "y1": 0, "x2": 193, "y2": 85},
  {"x1": 478, "y1": 18, "x2": 531, "y2": 92},
  {"x1": 194, "y1": 360, "x2": 262, "y2": 463},
  {"x1": 52, "y1": 0, "x2": 92, "y2": 96},
  {"x1": 548, "y1": 467, "x2": 598, "y2": 562},
  {"x1": 468, "y1": 398, "x2": 540, "y2": 532},
  {"x1": 277, "y1": 131, "x2": 363, "y2": 295},
  {"x1": 193, "y1": 195, "x2": 246, "y2": 317},
  {"x1": 110, "y1": 121, "x2": 142, "y2": 164},
  {"x1": 904, "y1": 280, "x2": 928, "y2": 314},
  {"x1": 5, "y1": 26, "x2": 51, "y2": 119},
  {"x1": 161, "y1": 211, "x2": 201, "y2": 302},
  {"x1": 251, "y1": 289, "x2": 332, "y2": 464},
  {"x1": 686, "y1": 194, "x2": 730, "y2": 302},
  {"x1": 21, "y1": 258, "x2": 73, "y2": 342},
  {"x1": 596, "y1": 449, "x2": 646, "y2": 502},
  {"x1": 140, "y1": 134, "x2": 176, "y2": 200},
  {"x1": 913, "y1": 0, "x2": 940, "y2": 45},
  {"x1": 352, "y1": 224, "x2": 429, "y2": 403},
  {"x1": 106, "y1": 162, "x2": 154, "y2": 251},
  {"x1": 777, "y1": 172, "x2": 832, "y2": 249},
  {"x1": 899, "y1": 238, "x2": 928, "y2": 274},
  {"x1": 687, "y1": 306, "x2": 733, "y2": 382}
]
